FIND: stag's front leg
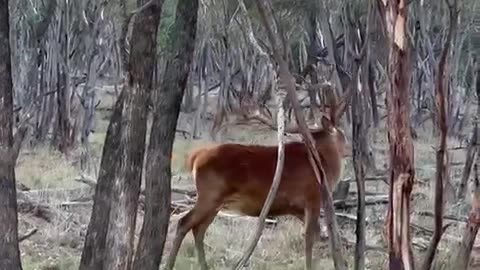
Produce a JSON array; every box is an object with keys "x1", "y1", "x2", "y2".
[{"x1": 304, "y1": 208, "x2": 318, "y2": 270}]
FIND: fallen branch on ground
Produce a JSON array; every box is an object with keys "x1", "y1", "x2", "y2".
[
  {"x1": 19, "y1": 228, "x2": 38, "y2": 242},
  {"x1": 20, "y1": 187, "x2": 91, "y2": 202}
]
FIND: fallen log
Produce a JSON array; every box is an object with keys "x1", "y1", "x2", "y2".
[
  {"x1": 75, "y1": 175, "x2": 196, "y2": 197},
  {"x1": 343, "y1": 176, "x2": 387, "y2": 183},
  {"x1": 340, "y1": 236, "x2": 386, "y2": 253},
  {"x1": 60, "y1": 201, "x2": 94, "y2": 208},
  {"x1": 74, "y1": 175, "x2": 197, "y2": 215},
  {"x1": 417, "y1": 211, "x2": 468, "y2": 223},
  {"x1": 20, "y1": 187, "x2": 91, "y2": 202},
  {"x1": 333, "y1": 194, "x2": 389, "y2": 209},
  {"x1": 17, "y1": 192, "x2": 58, "y2": 222}
]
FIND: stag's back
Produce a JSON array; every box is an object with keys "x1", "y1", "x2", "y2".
[{"x1": 185, "y1": 127, "x2": 346, "y2": 217}]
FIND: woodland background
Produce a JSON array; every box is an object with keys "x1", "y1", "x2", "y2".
[{"x1": 1, "y1": 0, "x2": 480, "y2": 269}]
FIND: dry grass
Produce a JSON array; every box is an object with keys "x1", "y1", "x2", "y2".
[
  {"x1": 16, "y1": 147, "x2": 82, "y2": 189},
  {"x1": 16, "y1": 106, "x2": 478, "y2": 269}
]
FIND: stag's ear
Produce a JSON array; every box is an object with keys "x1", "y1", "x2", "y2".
[{"x1": 321, "y1": 115, "x2": 334, "y2": 130}]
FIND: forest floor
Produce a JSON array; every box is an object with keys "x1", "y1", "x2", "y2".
[{"x1": 16, "y1": 87, "x2": 479, "y2": 270}]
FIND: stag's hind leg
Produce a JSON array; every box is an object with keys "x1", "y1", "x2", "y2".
[
  {"x1": 192, "y1": 211, "x2": 218, "y2": 270},
  {"x1": 304, "y1": 208, "x2": 319, "y2": 270},
  {"x1": 164, "y1": 196, "x2": 221, "y2": 270}
]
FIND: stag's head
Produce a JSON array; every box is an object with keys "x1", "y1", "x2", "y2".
[
  {"x1": 300, "y1": 84, "x2": 351, "y2": 158},
  {"x1": 309, "y1": 115, "x2": 349, "y2": 158}
]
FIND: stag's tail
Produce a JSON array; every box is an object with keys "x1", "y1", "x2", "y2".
[
  {"x1": 186, "y1": 148, "x2": 205, "y2": 173},
  {"x1": 185, "y1": 144, "x2": 217, "y2": 173}
]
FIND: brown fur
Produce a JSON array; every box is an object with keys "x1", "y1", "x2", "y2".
[
  {"x1": 185, "y1": 146, "x2": 211, "y2": 172},
  {"x1": 164, "y1": 119, "x2": 349, "y2": 270}
]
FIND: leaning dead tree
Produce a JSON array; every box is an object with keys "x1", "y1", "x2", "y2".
[
  {"x1": 0, "y1": 0, "x2": 23, "y2": 269},
  {"x1": 233, "y1": 83, "x2": 287, "y2": 270},
  {"x1": 378, "y1": 0, "x2": 416, "y2": 269},
  {"x1": 254, "y1": 1, "x2": 347, "y2": 270}
]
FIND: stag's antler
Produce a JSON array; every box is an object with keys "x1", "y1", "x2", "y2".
[
  {"x1": 230, "y1": 82, "x2": 350, "y2": 133},
  {"x1": 321, "y1": 82, "x2": 351, "y2": 125},
  {"x1": 237, "y1": 105, "x2": 311, "y2": 133}
]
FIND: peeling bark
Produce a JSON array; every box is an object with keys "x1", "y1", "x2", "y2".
[{"x1": 378, "y1": 0, "x2": 416, "y2": 269}]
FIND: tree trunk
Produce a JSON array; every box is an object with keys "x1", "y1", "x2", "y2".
[
  {"x1": 79, "y1": 1, "x2": 163, "y2": 269},
  {"x1": 211, "y1": 29, "x2": 233, "y2": 140},
  {"x1": 457, "y1": 61, "x2": 480, "y2": 200},
  {"x1": 191, "y1": 40, "x2": 207, "y2": 139},
  {"x1": 0, "y1": 0, "x2": 23, "y2": 268},
  {"x1": 347, "y1": 2, "x2": 371, "y2": 268},
  {"x1": 449, "y1": 162, "x2": 480, "y2": 270},
  {"x1": 421, "y1": 1, "x2": 459, "y2": 268},
  {"x1": 317, "y1": 1, "x2": 346, "y2": 96},
  {"x1": 305, "y1": 0, "x2": 320, "y2": 110},
  {"x1": 449, "y1": 60, "x2": 480, "y2": 269},
  {"x1": 378, "y1": 0, "x2": 416, "y2": 269},
  {"x1": 79, "y1": 91, "x2": 125, "y2": 270},
  {"x1": 80, "y1": 3, "x2": 108, "y2": 174},
  {"x1": 56, "y1": 3, "x2": 73, "y2": 153},
  {"x1": 352, "y1": 65, "x2": 367, "y2": 270},
  {"x1": 132, "y1": 0, "x2": 199, "y2": 269},
  {"x1": 367, "y1": 62, "x2": 379, "y2": 128},
  {"x1": 255, "y1": 1, "x2": 348, "y2": 269},
  {"x1": 102, "y1": 1, "x2": 163, "y2": 269}
]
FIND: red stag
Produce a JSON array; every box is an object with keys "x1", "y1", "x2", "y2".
[{"x1": 164, "y1": 94, "x2": 350, "y2": 270}]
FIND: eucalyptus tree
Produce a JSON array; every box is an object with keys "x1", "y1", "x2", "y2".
[
  {"x1": 133, "y1": 0, "x2": 200, "y2": 269},
  {"x1": 0, "y1": 0, "x2": 23, "y2": 269},
  {"x1": 79, "y1": 0, "x2": 164, "y2": 268}
]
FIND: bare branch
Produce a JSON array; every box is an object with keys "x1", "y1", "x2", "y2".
[
  {"x1": 253, "y1": 1, "x2": 348, "y2": 269},
  {"x1": 233, "y1": 92, "x2": 286, "y2": 270},
  {"x1": 19, "y1": 228, "x2": 38, "y2": 243}
]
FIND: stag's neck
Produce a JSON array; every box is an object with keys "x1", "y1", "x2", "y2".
[{"x1": 316, "y1": 142, "x2": 344, "y2": 189}]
